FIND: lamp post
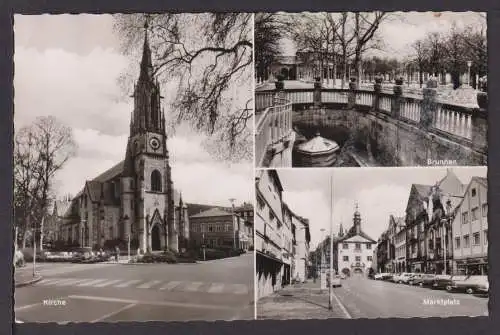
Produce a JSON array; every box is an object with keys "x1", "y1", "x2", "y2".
[
  {"x1": 202, "y1": 233, "x2": 206, "y2": 261},
  {"x1": 328, "y1": 173, "x2": 334, "y2": 311},
  {"x1": 467, "y1": 61, "x2": 472, "y2": 87},
  {"x1": 229, "y1": 198, "x2": 236, "y2": 250}
]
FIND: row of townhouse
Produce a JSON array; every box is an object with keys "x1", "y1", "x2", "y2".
[
  {"x1": 375, "y1": 169, "x2": 488, "y2": 276},
  {"x1": 255, "y1": 170, "x2": 311, "y2": 299}
]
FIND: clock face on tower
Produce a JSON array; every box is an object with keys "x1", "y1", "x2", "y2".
[{"x1": 149, "y1": 137, "x2": 161, "y2": 151}]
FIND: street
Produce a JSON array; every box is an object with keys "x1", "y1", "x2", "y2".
[
  {"x1": 15, "y1": 253, "x2": 254, "y2": 323},
  {"x1": 257, "y1": 274, "x2": 488, "y2": 319}
]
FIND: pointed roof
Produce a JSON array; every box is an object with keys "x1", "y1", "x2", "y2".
[
  {"x1": 139, "y1": 18, "x2": 154, "y2": 83},
  {"x1": 295, "y1": 132, "x2": 340, "y2": 155},
  {"x1": 190, "y1": 207, "x2": 232, "y2": 218},
  {"x1": 453, "y1": 176, "x2": 488, "y2": 212}
]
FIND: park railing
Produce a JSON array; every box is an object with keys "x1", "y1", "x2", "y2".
[
  {"x1": 255, "y1": 83, "x2": 487, "y2": 153},
  {"x1": 255, "y1": 96, "x2": 293, "y2": 167}
]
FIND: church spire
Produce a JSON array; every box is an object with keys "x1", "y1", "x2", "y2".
[
  {"x1": 139, "y1": 18, "x2": 153, "y2": 82},
  {"x1": 129, "y1": 16, "x2": 164, "y2": 137}
]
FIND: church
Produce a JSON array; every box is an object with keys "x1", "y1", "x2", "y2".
[{"x1": 54, "y1": 24, "x2": 189, "y2": 253}]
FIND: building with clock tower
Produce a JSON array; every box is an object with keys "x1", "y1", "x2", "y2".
[{"x1": 56, "y1": 23, "x2": 189, "y2": 254}]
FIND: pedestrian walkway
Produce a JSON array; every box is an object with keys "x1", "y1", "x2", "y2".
[
  {"x1": 257, "y1": 281, "x2": 350, "y2": 320},
  {"x1": 33, "y1": 277, "x2": 250, "y2": 296}
]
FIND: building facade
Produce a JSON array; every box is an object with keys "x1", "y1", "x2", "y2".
[
  {"x1": 58, "y1": 28, "x2": 189, "y2": 253},
  {"x1": 291, "y1": 213, "x2": 310, "y2": 282},
  {"x1": 452, "y1": 177, "x2": 488, "y2": 275},
  {"x1": 255, "y1": 170, "x2": 286, "y2": 298},
  {"x1": 337, "y1": 205, "x2": 377, "y2": 276}
]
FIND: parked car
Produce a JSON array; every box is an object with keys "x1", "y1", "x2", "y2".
[
  {"x1": 431, "y1": 275, "x2": 454, "y2": 290},
  {"x1": 71, "y1": 247, "x2": 95, "y2": 262},
  {"x1": 397, "y1": 273, "x2": 414, "y2": 284},
  {"x1": 331, "y1": 275, "x2": 342, "y2": 288},
  {"x1": 383, "y1": 273, "x2": 394, "y2": 281},
  {"x1": 409, "y1": 273, "x2": 433, "y2": 286},
  {"x1": 391, "y1": 273, "x2": 402, "y2": 283},
  {"x1": 452, "y1": 275, "x2": 489, "y2": 294},
  {"x1": 408, "y1": 273, "x2": 423, "y2": 285},
  {"x1": 374, "y1": 273, "x2": 386, "y2": 280}
]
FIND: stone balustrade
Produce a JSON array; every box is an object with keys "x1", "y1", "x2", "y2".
[
  {"x1": 255, "y1": 92, "x2": 293, "y2": 167},
  {"x1": 255, "y1": 82, "x2": 487, "y2": 154}
]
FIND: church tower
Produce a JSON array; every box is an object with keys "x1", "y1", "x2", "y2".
[
  {"x1": 353, "y1": 203, "x2": 361, "y2": 234},
  {"x1": 120, "y1": 20, "x2": 176, "y2": 253}
]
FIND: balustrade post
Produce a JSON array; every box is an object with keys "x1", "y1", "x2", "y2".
[
  {"x1": 314, "y1": 77, "x2": 322, "y2": 107},
  {"x1": 391, "y1": 77, "x2": 404, "y2": 119},
  {"x1": 471, "y1": 108, "x2": 488, "y2": 153},
  {"x1": 420, "y1": 78, "x2": 438, "y2": 130},
  {"x1": 347, "y1": 77, "x2": 357, "y2": 109},
  {"x1": 372, "y1": 77, "x2": 382, "y2": 112}
]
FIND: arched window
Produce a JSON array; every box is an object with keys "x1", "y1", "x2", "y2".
[{"x1": 151, "y1": 170, "x2": 162, "y2": 192}]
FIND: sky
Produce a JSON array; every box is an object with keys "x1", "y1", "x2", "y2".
[
  {"x1": 14, "y1": 14, "x2": 253, "y2": 207},
  {"x1": 277, "y1": 167, "x2": 487, "y2": 250},
  {"x1": 279, "y1": 11, "x2": 486, "y2": 60}
]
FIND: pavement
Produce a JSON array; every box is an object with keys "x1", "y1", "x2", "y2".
[
  {"x1": 257, "y1": 274, "x2": 488, "y2": 319},
  {"x1": 15, "y1": 253, "x2": 254, "y2": 323}
]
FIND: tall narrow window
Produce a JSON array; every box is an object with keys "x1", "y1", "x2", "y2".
[{"x1": 151, "y1": 170, "x2": 162, "y2": 192}]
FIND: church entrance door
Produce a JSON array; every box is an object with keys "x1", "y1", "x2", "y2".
[{"x1": 151, "y1": 225, "x2": 161, "y2": 251}]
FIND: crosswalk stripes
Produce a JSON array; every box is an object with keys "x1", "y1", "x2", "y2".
[
  {"x1": 58, "y1": 278, "x2": 89, "y2": 286},
  {"x1": 159, "y1": 281, "x2": 182, "y2": 291},
  {"x1": 77, "y1": 279, "x2": 108, "y2": 287},
  {"x1": 115, "y1": 279, "x2": 141, "y2": 288},
  {"x1": 94, "y1": 279, "x2": 122, "y2": 288},
  {"x1": 207, "y1": 283, "x2": 225, "y2": 294},
  {"x1": 137, "y1": 280, "x2": 161, "y2": 289},
  {"x1": 183, "y1": 282, "x2": 204, "y2": 292},
  {"x1": 34, "y1": 277, "x2": 251, "y2": 295},
  {"x1": 231, "y1": 284, "x2": 249, "y2": 295}
]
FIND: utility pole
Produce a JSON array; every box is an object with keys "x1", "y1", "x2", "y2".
[
  {"x1": 230, "y1": 198, "x2": 236, "y2": 250},
  {"x1": 202, "y1": 233, "x2": 206, "y2": 261},
  {"x1": 328, "y1": 173, "x2": 334, "y2": 310}
]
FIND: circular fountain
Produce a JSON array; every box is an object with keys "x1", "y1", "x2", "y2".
[{"x1": 294, "y1": 131, "x2": 340, "y2": 167}]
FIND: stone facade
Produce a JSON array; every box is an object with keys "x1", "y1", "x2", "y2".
[
  {"x1": 292, "y1": 107, "x2": 487, "y2": 167},
  {"x1": 56, "y1": 29, "x2": 189, "y2": 253}
]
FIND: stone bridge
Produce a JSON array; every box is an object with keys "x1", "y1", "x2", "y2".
[{"x1": 255, "y1": 80, "x2": 487, "y2": 168}]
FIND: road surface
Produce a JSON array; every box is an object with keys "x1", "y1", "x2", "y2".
[
  {"x1": 257, "y1": 274, "x2": 487, "y2": 319},
  {"x1": 15, "y1": 253, "x2": 254, "y2": 323}
]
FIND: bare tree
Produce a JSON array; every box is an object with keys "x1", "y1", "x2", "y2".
[
  {"x1": 412, "y1": 40, "x2": 428, "y2": 88},
  {"x1": 113, "y1": 13, "x2": 253, "y2": 162},
  {"x1": 14, "y1": 116, "x2": 77, "y2": 250},
  {"x1": 352, "y1": 12, "x2": 387, "y2": 86},
  {"x1": 254, "y1": 13, "x2": 287, "y2": 83}
]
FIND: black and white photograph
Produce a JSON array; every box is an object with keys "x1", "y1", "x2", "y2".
[
  {"x1": 255, "y1": 167, "x2": 488, "y2": 319},
  {"x1": 254, "y1": 12, "x2": 487, "y2": 168},
  {"x1": 13, "y1": 13, "x2": 255, "y2": 323}
]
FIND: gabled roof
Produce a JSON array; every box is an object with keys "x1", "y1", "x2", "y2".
[
  {"x1": 474, "y1": 177, "x2": 487, "y2": 187},
  {"x1": 190, "y1": 207, "x2": 232, "y2": 218},
  {"x1": 92, "y1": 160, "x2": 124, "y2": 183},
  {"x1": 413, "y1": 184, "x2": 432, "y2": 198},
  {"x1": 235, "y1": 202, "x2": 253, "y2": 212},
  {"x1": 337, "y1": 226, "x2": 376, "y2": 243},
  {"x1": 454, "y1": 176, "x2": 488, "y2": 211}
]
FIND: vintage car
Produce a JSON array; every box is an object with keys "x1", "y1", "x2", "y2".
[
  {"x1": 71, "y1": 247, "x2": 95, "y2": 262},
  {"x1": 331, "y1": 274, "x2": 342, "y2": 288},
  {"x1": 397, "y1": 273, "x2": 414, "y2": 284},
  {"x1": 374, "y1": 273, "x2": 386, "y2": 280},
  {"x1": 410, "y1": 273, "x2": 436, "y2": 287},
  {"x1": 433, "y1": 275, "x2": 468, "y2": 291},
  {"x1": 451, "y1": 275, "x2": 489, "y2": 294}
]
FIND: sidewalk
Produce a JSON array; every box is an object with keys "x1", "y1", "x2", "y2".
[
  {"x1": 14, "y1": 269, "x2": 43, "y2": 288},
  {"x1": 257, "y1": 281, "x2": 349, "y2": 320}
]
